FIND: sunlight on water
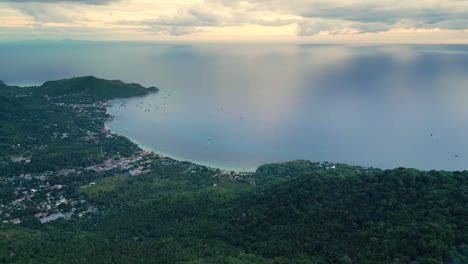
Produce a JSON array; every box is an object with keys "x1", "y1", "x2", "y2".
[{"x1": 2, "y1": 42, "x2": 468, "y2": 171}]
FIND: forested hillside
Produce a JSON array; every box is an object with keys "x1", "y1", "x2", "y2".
[
  {"x1": 224, "y1": 162, "x2": 468, "y2": 263},
  {"x1": 39, "y1": 76, "x2": 158, "y2": 100},
  {"x1": 1, "y1": 161, "x2": 467, "y2": 263},
  {"x1": 0, "y1": 78, "x2": 467, "y2": 264},
  {"x1": 0, "y1": 77, "x2": 155, "y2": 176}
]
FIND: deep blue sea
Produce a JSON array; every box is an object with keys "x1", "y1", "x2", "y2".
[{"x1": 2, "y1": 42, "x2": 468, "y2": 171}]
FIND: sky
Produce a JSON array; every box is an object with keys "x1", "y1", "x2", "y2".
[{"x1": 0, "y1": 0, "x2": 467, "y2": 43}]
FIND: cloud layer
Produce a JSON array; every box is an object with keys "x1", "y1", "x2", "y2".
[
  {"x1": 0, "y1": 0, "x2": 116, "y2": 4},
  {"x1": 118, "y1": 4, "x2": 298, "y2": 36},
  {"x1": 111, "y1": 0, "x2": 468, "y2": 36},
  {"x1": 214, "y1": 0, "x2": 468, "y2": 35},
  {"x1": 0, "y1": 0, "x2": 467, "y2": 41}
]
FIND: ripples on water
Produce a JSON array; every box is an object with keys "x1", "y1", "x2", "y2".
[{"x1": 2, "y1": 42, "x2": 468, "y2": 171}]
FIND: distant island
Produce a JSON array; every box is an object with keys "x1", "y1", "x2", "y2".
[{"x1": 0, "y1": 77, "x2": 466, "y2": 264}]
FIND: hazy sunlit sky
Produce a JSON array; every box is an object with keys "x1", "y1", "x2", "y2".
[{"x1": 0, "y1": 0, "x2": 467, "y2": 43}]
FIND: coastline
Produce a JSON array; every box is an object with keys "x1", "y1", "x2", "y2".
[{"x1": 104, "y1": 120, "x2": 256, "y2": 173}]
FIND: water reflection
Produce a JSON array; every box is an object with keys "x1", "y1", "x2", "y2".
[{"x1": 1, "y1": 42, "x2": 468, "y2": 171}]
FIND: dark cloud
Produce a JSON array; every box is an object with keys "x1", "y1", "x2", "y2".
[
  {"x1": 209, "y1": 0, "x2": 468, "y2": 35},
  {"x1": 14, "y1": 4, "x2": 78, "y2": 23},
  {"x1": 4, "y1": 0, "x2": 118, "y2": 24},
  {"x1": 0, "y1": 0, "x2": 116, "y2": 4},
  {"x1": 2, "y1": 0, "x2": 467, "y2": 37},
  {"x1": 296, "y1": 4, "x2": 453, "y2": 25}
]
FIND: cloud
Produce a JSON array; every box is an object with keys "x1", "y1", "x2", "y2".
[
  {"x1": 146, "y1": 26, "x2": 203, "y2": 36},
  {"x1": 12, "y1": 3, "x2": 82, "y2": 23},
  {"x1": 0, "y1": 0, "x2": 116, "y2": 4},
  {"x1": 116, "y1": 6, "x2": 225, "y2": 35},
  {"x1": 296, "y1": 19, "x2": 353, "y2": 36},
  {"x1": 129, "y1": 0, "x2": 468, "y2": 36},
  {"x1": 117, "y1": 3, "x2": 297, "y2": 36},
  {"x1": 2, "y1": 0, "x2": 119, "y2": 24},
  {"x1": 147, "y1": 6, "x2": 225, "y2": 27},
  {"x1": 209, "y1": 0, "x2": 468, "y2": 35},
  {"x1": 1, "y1": 0, "x2": 467, "y2": 39}
]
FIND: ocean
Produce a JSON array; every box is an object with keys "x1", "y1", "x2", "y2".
[{"x1": 2, "y1": 41, "x2": 468, "y2": 171}]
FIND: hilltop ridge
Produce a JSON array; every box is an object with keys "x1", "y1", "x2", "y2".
[{"x1": 37, "y1": 76, "x2": 158, "y2": 100}]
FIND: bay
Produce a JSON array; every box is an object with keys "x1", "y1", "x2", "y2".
[{"x1": 2, "y1": 42, "x2": 468, "y2": 171}]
